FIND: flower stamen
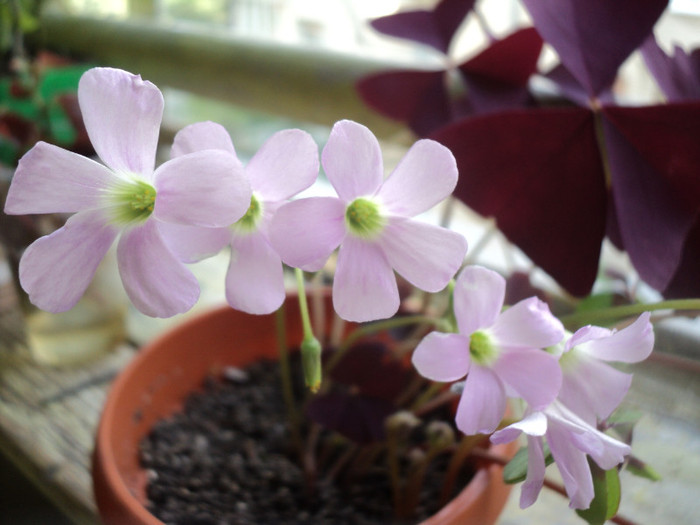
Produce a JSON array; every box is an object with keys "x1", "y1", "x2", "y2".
[
  {"x1": 106, "y1": 178, "x2": 157, "y2": 225},
  {"x1": 469, "y1": 330, "x2": 498, "y2": 366},
  {"x1": 345, "y1": 197, "x2": 384, "y2": 238},
  {"x1": 234, "y1": 194, "x2": 263, "y2": 233}
]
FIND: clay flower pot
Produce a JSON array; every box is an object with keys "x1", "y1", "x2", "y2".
[{"x1": 93, "y1": 294, "x2": 515, "y2": 525}]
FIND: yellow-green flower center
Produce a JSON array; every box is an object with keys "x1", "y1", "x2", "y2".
[
  {"x1": 345, "y1": 197, "x2": 384, "y2": 238},
  {"x1": 233, "y1": 194, "x2": 263, "y2": 233},
  {"x1": 469, "y1": 330, "x2": 498, "y2": 366},
  {"x1": 108, "y1": 178, "x2": 156, "y2": 225}
]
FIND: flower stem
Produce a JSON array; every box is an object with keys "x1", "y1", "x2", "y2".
[
  {"x1": 274, "y1": 305, "x2": 302, "y2": 459},
  {"x1": 295, "y1": 268, "x2": 323, "y2": 392},
  {"x1": 559, "y1": 299, "x2": 700, "y2": 329}
]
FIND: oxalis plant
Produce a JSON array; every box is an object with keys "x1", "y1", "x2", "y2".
[{"x1": 3, "y1": 66, "x2": 697, "y2": 524}]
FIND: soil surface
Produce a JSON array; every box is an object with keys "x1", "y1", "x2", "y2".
[{"x1": 140, "y1": 358, "x2": 477, "y2": 524}]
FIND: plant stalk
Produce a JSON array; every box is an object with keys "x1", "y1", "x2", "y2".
[
  {"x1": 274, "y1": 305, "x2": 303, "y2": 459},
  {"x1": 560, "y1": 298, "x2": 700, "y2": 329},
  {"x1": 295, "y1": 268, "x2": 323, "y2": 392}
]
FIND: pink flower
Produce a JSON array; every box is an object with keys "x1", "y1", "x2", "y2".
[
  {"x1": 491, "y1": 401, "x2": 631, "y2": 510},
  {"x1": 412, "y1": 265, "x2": 564, "y2": 435},
  {"x1": 3, "y1": 68, "x2": 251, "y2": 317},
  {"x1": 556, "y1": 312, "x2": 654, "y2": 425},
  {"x1": 165, "y1": 121, "x2": 319, "y2": 314},
  {"x1": 269, "y1": 119, "x2": 467, "y2": 322}
]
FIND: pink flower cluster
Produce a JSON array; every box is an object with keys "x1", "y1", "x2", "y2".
[
  {"x1": 3, "y1": 67, "x2": 466, "y2": 321},
  {"x1": 412, "y1": 265, "x2": 654, "y2": 510},
  {"x1": 4, "y1": 67, "x2": 655, "y2": 513}
]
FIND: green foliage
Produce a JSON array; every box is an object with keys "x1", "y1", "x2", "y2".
[
  {"x1": 576, "y1": 462, "x2": 621, "y2": 525},
  {"x1": 626, "y1": 455, "x2": 662, "y2": 482},
  {"x1": 503, "y1": 444, "x2": 554, "y2": 484},
  {"x1": 575, "y1": 292, "x2": 615, "y2": 313},
  {"x1": 0, "y1": 0, "x2": 39, "y2": 54}
]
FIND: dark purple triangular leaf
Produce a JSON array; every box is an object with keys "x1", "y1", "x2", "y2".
[
  {"x1": 306, "y1": 390, "x2": 395, "y2": 444},
  {"x1": 543, "y1": 63, "x2": 616, "y2": 108},
  {"x1": 663, "y1": 217, "x2": 700, "y2": 298},
  {"x1": 459, "y1": 27, "x2": 543, "y2": 86},
  {"x1": 504, "y1": 271, "x2": 548, "y2": 305},
  {"x1": 432, "y1": 108, "x2": 607, "y2": 296},
  {"x1": 602, "y1": 103, "x2": 700, "y2": 290},
  {"x1": 461, "y1": 75, "x2": 535, "y2": 115},
  {"x1": 521, "y1": 0, "x2": 667, "y2": 97},
  {"x1": 329, "y1": 341, "x2": 411, "y2": 401},
  {"x1": 370, "y1": 0, "x2": 476, "y2": 54},
  {"x1": 355, "y1": 69, "x2": 452, "y2": 136},
  {"x1": 640, "y1": 35, "x2": 700, "y2": 102},
  {"x1": 457, "y1": 27, "x2": 543, "y2": 115}
]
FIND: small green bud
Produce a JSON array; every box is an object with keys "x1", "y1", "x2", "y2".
[{"x1": 301, "y1": 336, "x2": 322, "y2": 393}]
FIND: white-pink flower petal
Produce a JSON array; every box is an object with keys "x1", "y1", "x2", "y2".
[
  {"x1": 270, "y1": 197, "x2": 346, "y2": 270},
  {"x1": 521, "y1": 435, "x2": 547, "y2": 509},
  {"x1": 158, "y1": 223, "x2": 230, "y2": 263},
  {"x1": 5, "y1": 142, "x2": 121, "y2": 215},
  {"x1": 154, "y1": 150, "x2": 251, "y2": 227},
  {"x1": 78, "y1": 67, "x2": 163, "y2": 176},
  {"x1": 558, "y1": 353, "x2": 632, "y2": 424},
  {"x1": 321, "y1": 120, "x2": 383, "y2": 201},
  {"x1": 493, "y1": 348, "x2": 562, "y2": 410},
  {"x1": 380, "y1": 217, "x2": 466, "y2": 293},
  {"x1": 376, "y1": 139, "x2": 457, "y2": 216},
  {"x1": 490, "y1": 411, "x2": 548, "y2": 444},
  {"x1": 18, "y1": 209, "x2": 118, "y2": 312},
  {"x1": 225, "y1": 232, "x2": 285, "y2": 315},
  {"x1": 491, "y1": 297, "x2": 564, "y2": 348},
  {"x1": 171, "y1": 121, "x2": 238, "y2": 158},
  {"x1": 576, "y1": 312, "x2": 654, "y2": 363},
  {"x1": 117, "y1": 220, "x2": 200, "y2": 317},
  {"x1": 453, "y1": 266, "x2": 506, "y2": 336},
  {"x1": 412, "y1": 332, "x2": 471, "y2": 383},
  {"x1": 332, "y1": 237, "x2": 399, "y2": 322},
  {"x1": 455, "y1": 365, "x2": 507, "y2": 435},
  {"x1": 246, "y1": 129, "x2": 319, "y2": 200},
  {"x1": 546, "y1": 422, "x2": 595, "y2": 509}
]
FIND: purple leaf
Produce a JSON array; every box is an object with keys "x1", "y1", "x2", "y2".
[
  {"x1": 370, "y1": 0, "x2": 476, "y2": 54},
  {"x1": 640, "y1": 35, "x2": 700, "y2": 102},
  {"x1": 543, "y1": 64, "x2": 616, "y2": 107},
  {"x1": 521, "y1": 0, "x2": 667, "y2": 97},
  {"x1": 306, "y1": 391, "x2": 396, "y2": 444},
  {"x1": 459, "y1": 27, "x2": 543, "y2": 86},
  {"x1": 355, "y1": 69, "x2": 452, "y2": 136},
  {"x1": 329, "y1": 341, "x2": 411, "y2": 401},
  {"x1": 432, "y1": 108, "x2": 607, "y2": 296},
  {"x1": 663, "y1": 218, "x2": 700, "y2": 298},
  {"x1": 458, "y1": 27, "x2": 543, "y2": 115},
  {"x1": 602, "y1": 102, "x2": 700, "y2": 290}
]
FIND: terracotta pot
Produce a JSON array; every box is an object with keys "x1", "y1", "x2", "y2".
[{"x1": 93, "y1": 294, "x2": 515, "y2": 525}]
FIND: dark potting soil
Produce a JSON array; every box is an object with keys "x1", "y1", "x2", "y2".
[{"x1": 140, "y1": 358, "x2": 477, "y2": 525}]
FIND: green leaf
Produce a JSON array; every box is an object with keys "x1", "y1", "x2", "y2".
[
  {"x1": 0, "y1": 136, "x2": 18, "y2": 166},
  {"x1": 606, "y1": 408, "x2": 643, "y2": 426},
  {"x1": 503, "y1": 444, "x2": 554, "y2": 484},
  {"x1": 576, "y1": 462, "x2": 621, "y2": 525},
  {"x1": 46, "y1": 101, "x2": 77, "y2": 145},
  {"x1": 605, "y1": 407, "x2": 643, "y2": 443},
  {"x1": 575, "y1": 293, "x2": 615, "y2": 313},
  {"x1": 626, "y1": 456, "x2": 662, "y2": 482},
  {"x1": 38, "y1": 66, "x2": 91, "y2": 101}
]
